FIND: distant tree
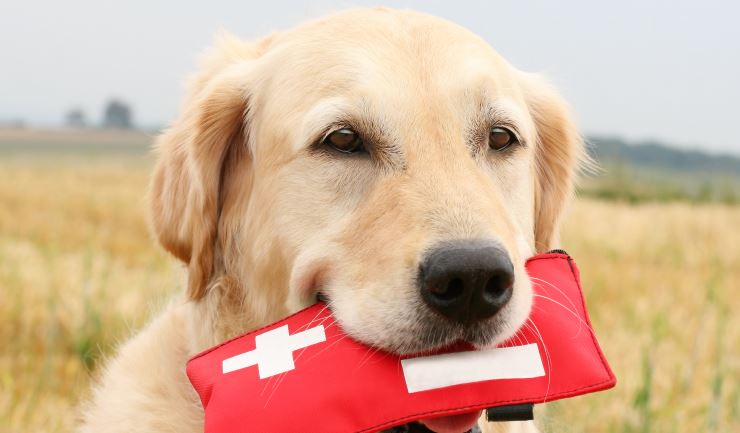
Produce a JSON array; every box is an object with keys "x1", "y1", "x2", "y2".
[
  {"x1": 65, "y1": 108, "x2": 87, "y2": 128},
  {"x1": 102, "y1": 99, "x2": 133, "y2": 129},
  {"x1": 0, "y1": 118, "x2": 26, "y2": 128}
]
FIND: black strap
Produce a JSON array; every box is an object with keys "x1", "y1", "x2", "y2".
[{"x1": 486, "y1": 404, "x2": 534, "y2": 422}]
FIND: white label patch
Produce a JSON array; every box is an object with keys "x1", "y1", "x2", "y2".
[
  {"x1": 401, "y1": 343, "x2": 545, "y2": 393},
  {"x1": 222, "y1": 325, "x2": 326, "y2": 379}
]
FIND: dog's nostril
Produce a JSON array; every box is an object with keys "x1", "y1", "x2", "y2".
[
  {"x1": 484, "y1": 273, "x2": 513, "y2": 299},
  {"x1": 430, "y1": 278, "x2": 465, "y2": 301}
]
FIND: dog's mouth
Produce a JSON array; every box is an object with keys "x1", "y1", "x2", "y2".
[
  {"x1": 412, "y1": 307, "x2": 511, "y2": 353},
  {"x1": 381, "y1": 412, "x2": 482, "y2": 432},
  {"x1": 314, "y1": 293, "x2": 498, "y2": 433},
  {"x1": 315, "y1": 291, "x2": 510, "y2": 355}
]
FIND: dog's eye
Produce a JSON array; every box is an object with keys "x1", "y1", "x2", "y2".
[
  {"x1": 488, "y1": 127, "x2": 518, "y2": 152},
  {"x1": 323, "y1": 128, "x2": 365, "y2": 153}
]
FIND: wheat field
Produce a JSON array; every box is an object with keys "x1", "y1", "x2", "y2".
[{"x1": 1, "y1": 133, "x2": 738, "y2": 433}]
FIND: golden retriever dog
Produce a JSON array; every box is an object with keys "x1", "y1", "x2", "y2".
[{"x1": 80, "y1": 7, "x2": 585, "y2": 433}]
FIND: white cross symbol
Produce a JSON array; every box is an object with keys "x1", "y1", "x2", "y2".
[{"x1": 222, "y1": 324, "x2": 326, "y2": 379}]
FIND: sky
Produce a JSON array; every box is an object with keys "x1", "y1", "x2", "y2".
[{"x1": 1, "y1": 0, "x2": 738, "y2": 155}]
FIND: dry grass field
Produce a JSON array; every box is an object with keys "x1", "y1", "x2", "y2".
[{"x1": 1, "y1": 130, "x2": 738, "y2": 433}]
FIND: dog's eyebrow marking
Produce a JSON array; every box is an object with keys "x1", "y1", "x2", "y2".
[
  {"x1": 301, "y1": 97, "x2": 404, "y2": 170},
  {"x1": 299, "y1": 97, "x2": 355, "y2": 152},
  {"x1": 467, "y1": 97, "x2": 530, "y2": 155}
]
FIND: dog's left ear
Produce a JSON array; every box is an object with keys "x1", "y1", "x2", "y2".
[
  {"x1": 149, "y1": 33, "x2": 272, "y2": 300},
  {"x1": 520, "y1": 74, "x2": 589, "y2": 252},
  {"x1": 149, "y1": 62, "x2": 251, "y2": 300}
]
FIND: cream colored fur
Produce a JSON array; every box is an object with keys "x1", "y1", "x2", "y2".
[{"x1": 80, "y1": 8, "x2": 585, "y2": 433}]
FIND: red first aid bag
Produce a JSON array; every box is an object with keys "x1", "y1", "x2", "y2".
[{"x1": 187, "y1": 252, "x2": 616, "y2": 433}]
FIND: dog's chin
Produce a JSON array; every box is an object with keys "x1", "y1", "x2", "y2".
[
  {"x1": 378, "y1": 306, "x2": 522, "y2": 356},
  {"x1": 318, "y1": 289, "x2": 530, "y2": 355}
]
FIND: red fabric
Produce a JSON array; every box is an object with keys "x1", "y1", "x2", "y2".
[{"x1": 187, "y1": 253, "x2": 616, "y2": 433}]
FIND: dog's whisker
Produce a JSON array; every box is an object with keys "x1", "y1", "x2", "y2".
[
  {"x1": 532, "y1": 294, "x2": 592, "y2": 336},
  {"x1": 259, "y1": 371, "x2": 282, "y2": 398},
  {"x1": 531, "y1": 280, "x2": 585, "y2": 336},
  {"x1": 303, "y1": 334, "x2": 350, "y2": 364},
  {"x1": 530, "y1": 277, "x2": 580, "y2": 317},
  {"x1": 262, "y1": 371, "x2": 288, "y2": 408},
  {"x1": 526, "y1": 317, "x2": 553, "y2": 403},
  {"x1": 263, "y1": 333, "x2": 348, "y2": 407},
  {"x1": 355, "y1": 345, "x2": 383, "y2": 371},
  {"x1": 321, "y1": 320, "x2": 340, "y2": 332},
  {"x1": 292, "y1": 319, "x2": 338, "y2": 364},
  {"x1": 264, "y1": 335, "x2": 346, "y2": 407},
  {"x1": 298, "y1": 304, "x2": 332, "y2": 331},
  {"x1": 511, "y1": 328, "x2": 525, "y2": 347}
]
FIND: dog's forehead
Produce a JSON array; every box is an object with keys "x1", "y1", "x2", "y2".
[
  {"x1": 252, "y1": 8, "x2": 526, "y2": 148},
  {"x1": 261, "y1": 9, "x2": 519, "y2": 100}
]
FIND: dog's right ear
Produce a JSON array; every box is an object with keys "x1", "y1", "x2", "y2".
[
  {"x1": 149, "y1": 34, "x2": 268, "y2": 300},
  {"x1": 520, "y1": 73, "x2": 590, "y2": 253}
]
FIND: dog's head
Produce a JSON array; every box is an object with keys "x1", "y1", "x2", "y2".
[{"x1": 150, "y1": 8, "x2": 585, "y2": 354}]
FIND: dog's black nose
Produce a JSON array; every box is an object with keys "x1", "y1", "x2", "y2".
[{"x1": 419, "y1": 240, "x2": 514, "y2": 324}]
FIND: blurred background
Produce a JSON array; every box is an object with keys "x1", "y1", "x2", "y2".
[{"x1": 1, "y1": 1, "x2": 738, "y2": 432}]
